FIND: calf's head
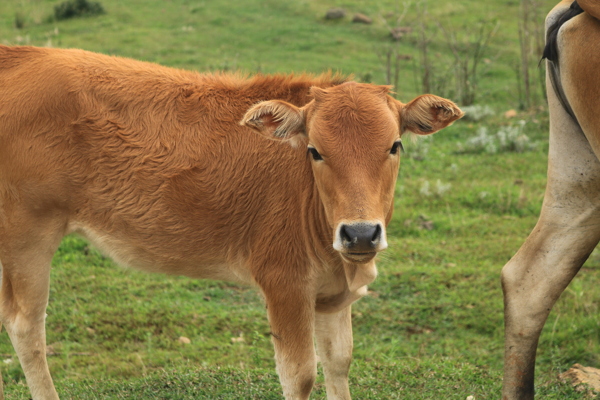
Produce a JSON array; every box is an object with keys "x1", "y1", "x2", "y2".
[{"x1": 241, "y1": 82, "x2": 462, "y2": 263}]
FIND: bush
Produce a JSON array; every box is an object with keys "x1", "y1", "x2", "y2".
[
  {"x1": 14, "y1": 12, "x2": 25, "y2": 29},
  {"x1": 405, "y1": 135, "x2": 432, "y2": 161},
  {"x1": 54, "y1": 0, "x2": 105, "y2": 21},
  {"x1": 457, "y1": 121, "x2": 536, "y2": 154},
  {"x1": 460, "y1": 105, "x2": 495, "y2": 122}
]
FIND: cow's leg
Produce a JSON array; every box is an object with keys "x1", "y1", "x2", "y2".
[
  {"x1": 315, "y1": 306, "x2": 352, "y2": 400},
  {"x1": 0, "y1": 214, "x2": 63, "y2": 400},
  {"x1": 262, "y1": 284, "x2": 316, "y2": 400},
  {"x1": 501, "y1": 76, "x2": 600, "y2": 399}
]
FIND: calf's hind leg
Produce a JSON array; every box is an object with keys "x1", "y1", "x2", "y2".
[
  {"x1": 0, "y1": 215, "x2": 64, "y2": 400},
  {"x1": 501, "y1": 80, "x2": 600, "y2": 399}
]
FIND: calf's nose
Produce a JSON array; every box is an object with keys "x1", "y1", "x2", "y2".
[{"x1": 339, "y1": 222, "x2": 382, "y2": 252}]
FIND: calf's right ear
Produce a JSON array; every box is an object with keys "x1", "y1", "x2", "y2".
[{"x1": 240, "y1": 100, "x2": 306, "y2": 142}]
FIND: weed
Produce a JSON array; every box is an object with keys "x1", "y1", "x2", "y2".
[
  {"x1": 14, "y1": 12, "x2": 25, "y2": 29},
  {"x1": 250, "y1": 331, "x2": 264, "y2": 366},
  {"x1": 414, "y1": 0, "x2": 451, "y2": 97},
  {"x1": 145, "y1": 332, "x2": 153, "y2": 353},
  {"x1": 376, "y1": 3, "x2": 412, "y2": 97},
  {"x1": 497, "y1": 121, "x2": 535, "y2": 152},
  {"x1": 420, "y1": 179, "x2": 452, "y2": 197},
  {"x1": 406, "y1": 1, "x2": 497, "y2": 105},
  {"x1": 461, "y1": 104, "x2": 495, "y2": 122},
  {"x1": 517, "y1": 0, "x2": 547, "y2": 110},
  {"x1": 457, "y1": 121, "x2": 536, "y2": 154},
  {"x1": 404, "y1": 135, "x2": 431, "y2": 160},
  {"x1": 438, "y1": 20, "x2": 499, "y2": 105},
  {"x1": 54, "y1": 0, "x2": 105, "y2": 21}
]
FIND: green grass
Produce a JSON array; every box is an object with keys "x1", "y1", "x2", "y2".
[{"x1": 1, "y1": 0, "x2": 598, "y2": 398}]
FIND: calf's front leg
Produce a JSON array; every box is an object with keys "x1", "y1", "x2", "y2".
[
  {"x1": 315, "y1": 306, "x2": 353, "y2": 400},
  {"x1": 264, "y1": 285, "x2": 317, "y2": 400}
]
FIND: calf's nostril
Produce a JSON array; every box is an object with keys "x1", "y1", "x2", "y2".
[
  {"x1": 340, "y1": 225, "x2": 355, "y2": 246},
  {"x1": 371, "y1": 224, "x2": 382, "y2": 245}
]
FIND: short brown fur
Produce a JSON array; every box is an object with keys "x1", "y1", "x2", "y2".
[{"x1": 0, "y1": 45, "x2": 461, "y2": 400}]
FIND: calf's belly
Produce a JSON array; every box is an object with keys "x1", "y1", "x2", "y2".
[{"x1": 68, "y1": 222, "x2": 254, "y2": 284}]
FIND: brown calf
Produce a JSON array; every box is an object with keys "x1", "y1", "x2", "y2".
[
  {"x1": 0, "y1": 45, "x2": 462, "y2": 400},
  {"x1": 502, "y1": 1, "x2": 600, "y2": 398}
]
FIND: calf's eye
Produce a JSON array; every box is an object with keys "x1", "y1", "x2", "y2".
[
  {"x1": 390, "y1": 140, "x2": 404, "y2": 155},
  {"x1": 308, "y1": 147, "x2": 323, "y2": 161}
]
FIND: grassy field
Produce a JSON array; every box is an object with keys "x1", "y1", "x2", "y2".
[{"x1": 1, "y1": 0, "x2": 598, "y2": 398}]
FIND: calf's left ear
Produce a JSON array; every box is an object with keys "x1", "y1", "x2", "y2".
[
  {"x1": 240, "y1": 100, "x2": 306, "y2": 142},
  {"x1": 396, "y1": 95, "x2": 463, "y2": 135}
]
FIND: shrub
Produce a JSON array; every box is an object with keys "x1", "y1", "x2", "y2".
[
  {"x1": 460, "y1": 105, "x2": 495, "y2": 122},
  {"x1": 456, "y1": 121, "x2": 536, "y2": 154},
  {"x1": 405, "y1": 135, "x2": 431, "y2": 161},
  {"x1": 420, "y1": 179, "x2": 452, "y2": 197},
  {"x1": 54, "y1": 0, "x2": 105, "y2": 21},
  {"x1": 14, "y1": 12, "x2": 26, "y2": 29}
]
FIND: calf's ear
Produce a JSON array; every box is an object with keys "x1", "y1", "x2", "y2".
[
  {"x1": 397, "y1": 95, "x2": 463, "y2": 135},
  {"x1": 240, "y1": 100, "x2": 306, "y2": 142}
]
